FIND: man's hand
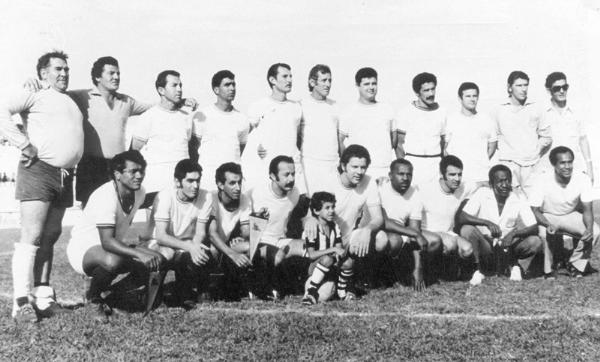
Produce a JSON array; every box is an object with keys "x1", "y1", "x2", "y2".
[
  {"x1": 331, "y1": 245, "x2": 346, "y2": 261},
  {"x1": 228, "y1": 251, "x2": 251, "y2": 268},
  {"x1": 257, "y1": 144, "x2": 267, "y2": 159},
  {"x1": 230, "y1": 237, "x2": 250, "y2": 253},
  {"x1": 183, "y1": 98, "x2": 198, "y2": 111},
  {"x1": 500, "y1": 230, "x2": 517, "y2": 248},
  {"x1": 20, "y1": 144, "x2": 38, "y2": 168},
  {"x1": 256, "y1": 207, "x2": 270, "y2": 220},
  {"x1": 303, "y1": 216, "x2": 319, "y2": 240},
  {"x1": 412, "y1": 266, "x2": 425, "y2": 292},
  {"x1": 187, "y1": 243, "x2": 210, "y2": 266},
  {"x1": 23, "y1": 78, "x2": 48, "y2": 92},
  {"x1": 349, "y1": 227, "x2": 371, "y2": 258},
  {"x1": 485, "y1": 221, "x2": 502, "y2": 238},
  {"x1": 136, "y1": 249, "x2": 162, "y2": 271},
  {"x1": 546, "y1": 224, "x2": 559, "y2": 235},
  {"x1": 416, "y1": 234, "x2": 428, "y2": 251},
  {"x1": 581, "y1": 228, "x2": 594, "y2": 243}
]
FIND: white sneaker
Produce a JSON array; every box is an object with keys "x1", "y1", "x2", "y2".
[
  {"x1": 509, "y1": 266, "x2": 522, "y2": 281},
  {"x1": 469, "y1": 270, "x2": 485, "y2": 286}
]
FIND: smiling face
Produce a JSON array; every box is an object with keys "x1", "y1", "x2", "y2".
[
  {"x1": 96, "y1": 64, "x2": 120, "y2": 92},
  {"x1": 553, "y1": 151, "x2": 574, "y2": 180},
  {"x1": 41, "y1": 57, "x2": 69, "y2": 92},
  {"x1": 311, "y1": 71, "x2": 332, "y2": 99},
  {"x1": 442, "y1": 165, "x2": 462, "y2": 192},
  {"x1": 357, "y1": 77, "x2": 377, "y2": 102},
  {"x1": 342, "y1": 157, "x2": 368, "y2": 187}
]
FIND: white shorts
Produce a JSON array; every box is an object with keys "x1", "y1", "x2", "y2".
[
  {"x1": 405, "y1": 155, "x2": 441, "y2": 188},
  {"x1": 144, "y1": 162, "x2": 177, "y2": 194},
  {"x1": 66, "y1": 237, "x2": 100, "y2": 275},
  {"x1": 259, "y1": 237, "x2": 293, "y2": 249},
  {"x1": 302, "y1": 157, "x2": 338, "y2": 196}
]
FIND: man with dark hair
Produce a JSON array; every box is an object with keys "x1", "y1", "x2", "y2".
[
  {"x1": 1, "y1": 50, "x2": 83, "y2": 322},
  {"x1": 445, "y1": 82, "x2": 497, "y2": 185},
  {"x1": 67, "y1": 150, "x2": 164, "y2": 322},
  {"x1": 458, "y1": 164, "x2": 542, "y2": 285},
  {"x1": 131, "y1": 70, "x2": 196, "y2": 207},
  {"x1": 396, "y1": 72, "x2": 448, "y2": 187},
  {"x1": 300, "y1": 64, "x2": 341, "y2": 195},
  {"x1": 194, "y1": 71, "x2": 249, "y2": 191},
  {"x1": 492, "y1": 70, "x2": 552, "y2": 196},
  {"x1": 242, "y1": 63, "x2": 304, "y2": 192},
  {"x1": 530, "y1": 146, "x2": 599, "y2": 278},
  {"x1": 339, "y1": 67, "x2": 397, "y2": 180},
  {"x1": 420, "y1": 155, "x2": 474, "y2": 266},
  {"x1": 375, "y1": 158, "x2": 441, "y2": 291},
  {"x1": 542, "y1": 72, "x2": 593, "y2": 181}
]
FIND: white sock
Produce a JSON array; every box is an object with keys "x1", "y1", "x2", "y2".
[
  {"x1": 33, "y1": 285, "x2": 56, "y2": 309},
  {"x1": 309, "y1": 263, "x2": 329, "y2": 288},
  {"x1": 12, "y1": 242, "x2": 38, "y2": 302}
]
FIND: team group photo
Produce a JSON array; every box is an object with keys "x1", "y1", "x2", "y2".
[{"x1": 2, "y1": 0, "x2": 600, "y2": 360}]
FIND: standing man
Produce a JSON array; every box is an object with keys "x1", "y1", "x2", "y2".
[
  {"x1": 194, "y1": 70, "x2": 249, "y2": 191},
  {"x1": 67, "y1": 150, "x2": 164, "y2": 323},
  {"x1": 131, "y1": 70, "x2": 195, "y2": 206},
  {"x1": 300, "y1": 64, "x2": 341, "y2": 195},
  {"x1": 458, "y1": 164, "x2": 543, "y2": 285},
  {"x1": 492, "y1": 70, "x2": 552, "y2": 196},
  {"x1": 445, "y1": 82, "x2": 497, "y2": 185},
  {"x1": 543, "y1": 72, "x2": 593, "y2": 182},
  {"x1": 396, "y1": 72, "x2": 448, "y2": 188},
  {"x1": 338, "y1": 67, "x2": 397, "y2": 180},
  {"x1": 530, "y1": 146, "x2": 599, "y2": 278},
  {"x1": 242, "y1": 63, "x2": 304, "y2": 192},
  {"x1": 0, "y1": 51, "x2": 83, "y2": 322}
]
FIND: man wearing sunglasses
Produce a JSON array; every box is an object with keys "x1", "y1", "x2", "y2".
[{"x1": 543, "y1": 72, "x2": 593, "y2": 182}]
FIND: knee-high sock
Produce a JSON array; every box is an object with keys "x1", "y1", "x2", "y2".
[
  {"x1": 87, "y1": 266, "x2": 116, "y2": 302},
  {"x1": 308, "y1": 263, "x2": 330, "y2": 289},
  {"x1": 337, "y1": 269, "x2": 354, "y2": 298},
  {"x1": 12, "y1": 243, "x2": 38, "y2": 303}
]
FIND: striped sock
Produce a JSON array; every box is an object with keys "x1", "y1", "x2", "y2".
[
  {"x1": 309, "y1": 263, "x2": 329, "y2": 290},
  {"x1": 337, "y1": 269, "x2": 354, "y2": 299}
]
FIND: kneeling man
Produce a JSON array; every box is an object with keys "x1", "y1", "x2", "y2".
[
  {"x1": 459, "y1": 164, "x2": 542, "y2": 285},
  {"x1": 67, "y1": 150, "x2": 164, "y2": 322}
]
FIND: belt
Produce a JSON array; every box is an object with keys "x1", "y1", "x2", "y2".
[{"x1": 405, "y1": 153, "x2": 441, "y2": 158}]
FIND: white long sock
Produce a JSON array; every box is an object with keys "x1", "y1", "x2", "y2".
[
  {"x1": 309, "y1": 263, "x2": 329, "y2": 288},
  {"x1": 12, "y1": 242, "x2": 38, "y2": 301}
]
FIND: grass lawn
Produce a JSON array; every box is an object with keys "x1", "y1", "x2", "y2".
[{"x1": 1, "y1": 224, "x2": 600, "y2": 360}]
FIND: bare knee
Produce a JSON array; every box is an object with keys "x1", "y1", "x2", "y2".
[
  {"x1": 318, "y1": 255, "x2": 335, "y2": 267},
  {"x1": 427, "y1": 236, "x2": 442, "y2": 254},
  {"x1": 102, "y1": 253, "x2": 125, "y2": 274},
  {"x1": 340, "y1": 257, "x2": 354, "y2": 270}
]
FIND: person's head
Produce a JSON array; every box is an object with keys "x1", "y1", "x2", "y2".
[
  {"x1": 173, "y1": 159, "x2": 202, "y2": 200},
  {"x1": 212, "y1": 70, "x2": 236, "y2": 102},
  {"x1": 267, "y1": 63, "x2": 292, "y2": 93},
  {"x1": 91, "y1": 56, "x2": 120, "y2": 92},
  {"x1": 36, "y1": 51, "x2": 69, "y2": 92},
  {"x1": 310, "y1": 191, "x2": 336, "y2": 222},
  {"x1": 355, "y1": 67, "x2": 378, "y2": 102},
  {"x1": 269, "y1": 155, "x2": 295, "y2": 193},
  {"x1": 110, "y1": 150, "x2": 147, "y2": 191},
  {"x1": 155, "y1": 70, "x2": 182, "y2": 104},
  {"x1": 439, "y1": 155, "x2": 463, "y2": 191},
  {"x1": 412, "y1": 72, "x2": 437, "y2": 106},
  {"x1": 388, "y1": 158, "x2": 413, "y2": 193},
  {"x1": 308, "y1": 64, "x2": 332, "y2": 98},
  {"x1": 507, "y1": 71, "x2": 529, "y2": 102},
  {"x1": 457, "y1": 82, "x2": 479, "y2": 112},
  {"x1": 215, "y1": 162, "x2": 243, "y2": 200},
  {"x1": 488, "y1": 164, "x2": 512, "y2": 199},
  {"x1": 545, "y1": 71, "x2": 568, "y2": 104},
  {"x1": 549, "y1": 146, "x2": 574, "y2": 179},
  {"x1": 338, "y1": 144, "x2": 371, "y2": 186}
]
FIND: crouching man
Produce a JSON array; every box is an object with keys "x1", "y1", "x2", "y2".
[{"x1": 67, "y1": 150, "x2": 165, "y2": 323}]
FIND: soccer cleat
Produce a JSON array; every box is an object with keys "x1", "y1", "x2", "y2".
[
  {"x1": 544, "y1": 271, "x2": 557, "y2": 280},
  {"x1": 302, "y1": 288, "x2": 318, "y2": 305},
  {"x1": 567, "y1": 263, "x2": 584, "y2": 278},
  {"x1": 469, "y1": 270, "x2": 485, "y2": 286},
  {"x1": 12, "y1": 302, "x2": 38, "y2": 324},
  {"x1": 342, "y1": 290, "x2": 357, "y2": 301},
  {"x1": 509, "y1": 266, "x2": 522, "y2": 281},
  {"x1": 91, "y1": 301, "x2": 112, "y2": 324},
  {"x1": 36, "y1": 301, "x2": 72, "y2": 318}
]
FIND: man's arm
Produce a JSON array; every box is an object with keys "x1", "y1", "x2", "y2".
[
  {"x1": 579, "y1": 136, "x2": 594, "y2": 183},
  {"x1": 487, "y1": 141, "x2": 498, "y2": 159},
  {"x1": 130, "y1": 137, "x2": 147, "y2": 151},
  {"x1": 530, "y1": 206, "x2": 558, "y2": 235},
  {"x1": 98, "y1": 227, "x2": 162, "y2": 270},
  {"x1": 396, "y1": 131, "x2": 406, "y2": 158},
  {"x1": 581, "y1": 201, "x2": 595, "y2": 242},
  {"x1": 536, "y1": 113, "x2": 552, "y2": 157},
  {"x1": 440, "y1": 134, "x2": 448, "y2": 157},
  {"x1": 208, "y1": 218, "x2": 250, "y2": 267},
  {"x1": 337, "y1": 131, "x2": 347, "y2": 158},
  {"x1": 382, "y1": 209, "x2": 420, "y2": 238},
  {"x1": 456, "y1": 211, "x2": 501, "y2": 237}
]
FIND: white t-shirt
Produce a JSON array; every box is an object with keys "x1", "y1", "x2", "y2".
[
  {"x1": 153, "y1": 188, "x2": 213, "y2": 240},
  {"x1": 323, "y1": 174, "x2": 381, "y2": 241},
  {"x1": 194, "y1": 104, "x2": 249, "y2": 169},
  {"x1": 339, "y1": 101, "x2": 395, "y2": 168},
  {"x1": 395, "y1": 102, "x2": 447, "y2": 156},
  {"x1": 70, "y1": 181, "x2": 145, "y2": 246},
  {"x1": 211, "y1": 191, "x2": 251, "y2": 241},
  {"x1": 464, "y1": 187, "x2": 537, "y2": 236},
  {"x1": 529, "y1": 172, "x2": 594, "y2": 216},
  {"x1": 419, "y1": 180, "x2": 472, "y2": 232},
  {"x1": 248, "y1": 180, "x2": 300, "y2": 246},
  {"x1": 379, "y1": 181, "x2": 422, "y2": 226},
  {"x1": 445, "y1": 111, "x2": 496, "y2": 183},
  {"x1": 300, "y1": 96, "x2": 340, "y2": 161},
  {"x1": 133, "y1": 105, "x2": 193, "y2": 165},
  {"x1": 244, "y1": 97, "x2": 302, "y2": 161}
]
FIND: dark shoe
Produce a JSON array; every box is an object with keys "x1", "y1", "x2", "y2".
[
  {"x1": 302, "y1": 288, "x2": 318, "y2": 305},
  {"x1": 36, "y1": 301, "x2": 72, "y2": 318},
  {"x1": 181, "y1": 299, "x2": 197, "y2": 311},
  {"x1": 544, "y1": 270, "x2": 557, "y2": 280},
  {"x1": 567, "y1": 263, "x2": 584, "y2": 278}
]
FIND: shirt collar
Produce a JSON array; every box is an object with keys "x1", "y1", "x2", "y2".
[
  {"x1": 89, "y1": 86, "x2": 125, "y2": 100},
  {"x1": 500, "y1": 97, "x2": 534, "y2": 107},
  {"x1": 546, "y1": 103, "x2": 574, "y2": 114}
]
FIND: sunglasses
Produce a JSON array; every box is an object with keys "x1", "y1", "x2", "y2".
[{"x1": 551, "y1": 84, "x2": 569, "y2": 93}]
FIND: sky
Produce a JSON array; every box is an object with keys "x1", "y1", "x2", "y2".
[{"x1": 1, "y1": 0, "x2": 600, "y2": 177}]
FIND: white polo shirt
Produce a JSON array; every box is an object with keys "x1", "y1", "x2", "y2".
[
  {"x1": 395, "y1": 102, "x2": 447, "y2": 156},
  {"x1": 464, "y1": 187, "x2": 536, "y2": 236},
  {"x1": 529, "y1": 172, "x2": 594, "y2": 216},
  {"x1": 211, "y1": 191, "x2": 251, "y2": 241},
  {"x1": 378, "y1": 181, "x2": 422, "y2": 226},
  {"x1": 153, "y1": 188, "x2": 213, "y2": 240},
  {"x1": 419, "y1": 180, "x2": 472, "y2": 232},
  {"x1": 300, "y1": 96, "x2": 340, "y2": 162},
  {"x1": 446, "y1": 111, "x2": 496, "y2": 182},
  {"x1": 339, "y1": 101, "x2": 395, "y2": 169}
]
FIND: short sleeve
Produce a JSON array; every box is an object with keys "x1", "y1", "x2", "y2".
[
  {"x1": 239, "y1": 194, "x2": 251, "y2": 225},
  {"x1": 303, "y1": 229, "x2": 317, "y2": 249},
  {"x1": 133, "y1": 113, "x2": 152, "y2": 142},
  {"x1": 196, "y1": 192, "x2": 214, "y2": 223},
  {"x1": 409, "y1": 192, "x2": 424, "y2": 221},
  {"x1": 394, "y1": 108, "x2": 408, "y2": 133},
  {"x1": 440, "y1": 112, "x2": 448, "y2": 136},
  {"x1": 482, "y1": 114, "x2": 498, "y2": 142},
  {"x1": 463, "y1": 189, "x2": 483, "y2": 216},
  {"x1": 518, "y1": 200, "x2": 537, "y2": 227},
  {"x1": 528, "y1": 181, "x2": 545, "y2": 208},
  {"x1": 246, "y1": 101, "x2": 263, "y2": 128},
  {"x1": 237, "y1": 117, "x2": 250, "y2": 144},
  {"x1": 192, "y1": 111, "x2": 207, "y2": 139},
  {"x1": 93, "y1": 188, "x2": 118, "y2": 227},
  {"x1": 537, "y1": 106, "x2": 552, "y2": 138},
  {"x1": 338, "y1": 110, "x2": 350, "y2": 136},
  {"x1": 366, "y1": 178, "x2": 381, "y2": 207},
  {"x1": 579, "y1": 174, "x2": 594, "y2": 203},
  {"x1": 129, "y1": 96, "x2": 153, "y2": 117},
  {"x1": 152, "y1": 190, "x2": 172, "y2": 223}
]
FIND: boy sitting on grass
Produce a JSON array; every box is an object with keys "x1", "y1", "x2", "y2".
[{"x1": 301, "y1": 192, "x2": 346, "y2": 305}]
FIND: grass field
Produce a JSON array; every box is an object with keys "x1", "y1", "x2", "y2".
[{"x1": 1, "y1": 225, "x2": 600, "y2": 361}]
